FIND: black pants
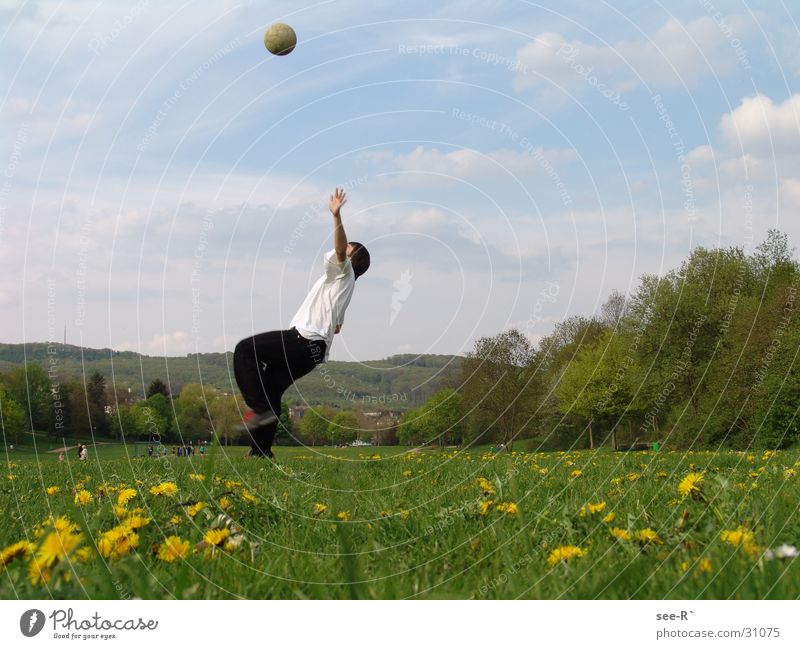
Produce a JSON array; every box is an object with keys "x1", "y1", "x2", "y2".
[{"x1": 233, "y1": 327, "x2": 326, "y2": 456}]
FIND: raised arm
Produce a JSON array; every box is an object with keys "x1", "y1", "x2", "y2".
[{"x1": 329, "y1": 187, "x2": 348, "y2": 262}]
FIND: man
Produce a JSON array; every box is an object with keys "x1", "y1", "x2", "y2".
[{"x1": 233, "y1": 188, "x2": 370, "y2": 458}]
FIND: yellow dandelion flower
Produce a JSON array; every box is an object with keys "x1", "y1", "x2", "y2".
[
  {"x1": 46, "y1": 486, "x2": 60, "y2": 495},
  {"x1": 224, "y1": 480, "x2": 242, "y2": 489},
  {"x1": 28, "y1": 530, "x2": 83, "y2": 584},
  {"x1": 122, "y1": 514, "x2": 150, "y2": 530},
  {"x1": 241, "y1": 490, "x2": 258, "y2": 504},
  {"x1": 496, "y1": 502, "x2": 518, "y2": 516},
  {"x1": 579, "y1": 501, "x2": 606, "y2": 517},
  {"x1": 678, "y1": 472, "x2": 704, "y2": 498},
  {"x1": 117, "y1": 488, "x2": 137, "y2": 507},
  {"x1": 379, "y1": 510, "x2": 390, "y2": 517},
  {"x1": 74, "y1": 547, "x2": 94, "y2": 563},
  {"x1": 169, "y1": 515, "x2": 182, "y2": 525},
  {"x1": 634, "y1": 528, "x2": 664, "y2": 545},
  {"x1": 402, "y1": 470, "x2": 412, "y2": 478},
  {"x1": 218, "y1": 496, "x2": 231, "y2": 510},
  {"x1": 547, "y1": 545, "x2": 586, "y2": 566},
  {"x1": 627, "y1": 472, "x2": 639, "y2": 482},
  {"x1": 203, "y1": 528, "x2": 230, "y2": 546},
  {"x1": 602, "y1": 512, "x2": 616, "y2": 524},
  {"x1": 570, "y1": 470, "x2": 583, "y2": 479},
  {"x1": 720, "y1": 526, "x2": 756, "y2": 552},
  {"x1": 149, "y1": 482, "x2": 178, "y2": 497},
  {"x1": 157, "y1": 536, "x2": 191, "y2": 562},
  {"x1": 399, "y1": 509, "x2": 410, "y2": 520},
  {"x1": 656, "y1": 471, "x2": 668, "y2": 478},
  {"x1": 610, "y1": 527, "x2": 631, "y2": 541},
  {"x1": 1, "y1": 540, "x2": 34, "y2": 568},
  {"x1": 74, "y1": 490, "x2": 93, "y2": 505},
  {"x1": 783, "y1": 468, "x2": 796, "y2": 480},
  {"x1": 97, "y1": 526, "x2": 139, "y2": 559},
  {"x1": 189, "y1": 473, "x2": 205, "y2": 481},
  {"x1": 336, "y1": 511, "x2": 351, "y2": 521},
  {"x1": 698, "y1": 558, "x2": 713, "y2": 573},
  {"x1": 312, "y1": 503, "x2": 327, "y2": 516},
  {"x1": 479, "y1": 500, "x2": 495, "y2": 516},
  {"x1": 186, "y1": 502, "x2": 206, "y2": 518},
  {"x1": 477, "y1": 477, "x2": 495, "y2": 495}
]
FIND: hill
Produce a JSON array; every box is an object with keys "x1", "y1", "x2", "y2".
[{"x1": 0, "y1": 343, "x2": 461, "y2": 410}]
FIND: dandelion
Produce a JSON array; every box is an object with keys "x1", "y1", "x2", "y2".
[
  {"x1": 602, "y1": 512, "x2": 616, "y2": 524},
  {"x1": 402, "y1": 470, "x2": 412, "y2": 478},
  {"x1": 570, "y1": 470, "x2": 583, "y2": 479},
  {"x1": 678, "y1": 472, "x2": 704, "y2": 498},
  {"x1": 187, "y1": 502, "x2": 206, "y2": 518},
  {"x1": 28, "y1": 529, "x2": 83, "y2": 585},
  {"x1": 720, "y1": 526, "x2": 760, "y2": 555},
  {"x1": 547, "y1": 545, "x2": 586, "y2": 566},
  {"x1": 698, "y1": 558, "x2": 713, "y2": 573},
  {"x1": 496, "y1": 502, "x2": 518, "y2": 516},
  {"x1": 634, "y1": 528, "x2": 664, "y2": 546},
  {"x1": 579, "y1": 501, "x2": 606, "y2": 517},
  {"x1": 337, "y1": 511, "x2": 351, "y2": 521},
  {"x1": 312, "y1": 503, "x2": 327, "y2": 516},
  {"x1": 157, "y1": 536, "x2": 192, "y2": 562},
  {"x1": 479, "y1": 500, "x2": 495, "y2": 516},
  {"x1": 477, "y1": 477, "x2": 495, "y2": 496},
  {"x1": 97, "y1": 525, "x2": 139, "y2": 559},
  {"x1": 122, "y1": 514, "x2": 150, "y2": 530},
  {"x1": 241, "y1": 490, "x2": 258, "y2": 504},
  {"x1": 46, "y1": 486, "x2": 60, "y2": 495},
  {"x1": 783, "y1": 468, "x2": 796, "y2": 480},
  {"x1": 189, "y1": 473, "x2": 205, "y2": 481},
  {"x1": 203, "y1": 528, "x2": 231, "y2": 547},
  {"x1": 627, "y1": 472, "x2": 639, "y2": 482},
  {"x1": 149, "y1": 482, "x2": 178, "y2": 497},
  {"x1": 218, "y1": 496, "x2": 231, "y2": 510},
  {"x1": 169, "y1": 515, "x2": 182, "y2": 525},
  {"x1": 117, "y1": 488, "x2": 137, "y2": 507},
  {"x1": 74, "y1": 490, "x2": 93, "y2": 505},
  {"x1": 610, "y1": 527, "x2": 630, "y2": 541},
  {"x1": 1, "y1": 540, "x2": 34, "y2": 569}
]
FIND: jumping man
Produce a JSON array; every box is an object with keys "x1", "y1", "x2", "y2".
[{"x1": 233, "y1": 188, "x2": 370, "y2": 458}]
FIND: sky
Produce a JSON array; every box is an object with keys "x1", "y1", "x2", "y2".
[{"x1": 1, "y1": 0, "x2": 799, "y2": 362}]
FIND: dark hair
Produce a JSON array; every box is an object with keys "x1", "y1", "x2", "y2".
[{"x1": 348, "y1": 241, "x2": 370, "y2": 280}]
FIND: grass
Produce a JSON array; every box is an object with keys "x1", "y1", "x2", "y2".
[{"x1": 1, "y1": 444, "x2": 799, "y2": 599}]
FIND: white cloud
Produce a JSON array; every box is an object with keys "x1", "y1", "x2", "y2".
[
  {"x1": 720, "y1": 94, "x2": 800, "y2": 154},
  {"x1": 515, "y1": 15, "x2": 755, "y2": 93}
]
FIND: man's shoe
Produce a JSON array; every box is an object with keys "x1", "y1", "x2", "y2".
[{"x1": 238, "y1": 409, "x2": 278, "y2": 433}]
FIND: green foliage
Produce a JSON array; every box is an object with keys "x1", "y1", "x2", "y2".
[
  {"x1": 0, "y1": 363, "x2": 50, "y2": 430},
  {"x1": 146, "y1": 378, "x2": 171, "y2": 399},
  {"x1": 328, "y1": 411, "x2": 359, "y2": 444},
  {"x1": 299, "y1": 406, "x2": 336, "y2": 445},
  {"x1": 0, "y1": 384, "x2": 26, "y2": 445}
]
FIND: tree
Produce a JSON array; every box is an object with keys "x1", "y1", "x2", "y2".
[
  {"x1": 417, "y1": 388, "x2": 464, "y2": 446},
  {"x1": 48, "y1": 382, "x2": 72, "y2": 438},
  {"x1": 328, "y1": 411, "x2": 359, "y2": 445},
  {"x1": 556, "y1": 331, "x2": 643, "y2": 448},
  {"x1": 0, "y1": 385, "x2": 27, "y2": 447},
  {"x1": 1, "y1": 364, "x2": 50, "y2": 430},
  {"x1": 397, "y1": 407, "x2": 426, "y2": 446},
  {"x1": 86, "y1": 371, "x2": 110, "y2": 436},
  {"x1": 208, "y1": 392, "x2": 244, "y2": 446},
  {"x1": 460, "y1": 329, "x2": 539, "y2": 448},
  {"x1": 172, "y1": 383, "x2": 214, "y2": 441},
  {"x1": 146, "y1": 378, "x2": 171, "y2": 400},
  {"x1": 600, "y1": 290, "x2": 628, "y2": 329},
  {"x1": 111, "y1": 404, "x2": 147, "y2": 440},
  {"x1": 299, "y1": 406, "x2": 336, "y2": 445}
]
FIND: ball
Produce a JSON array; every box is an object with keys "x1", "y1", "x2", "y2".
[{"x1": 264, "y1": 23, "x2": 297, "y2": 56}]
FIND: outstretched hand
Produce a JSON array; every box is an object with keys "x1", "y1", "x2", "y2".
[{"x1": 329, "y1": 187, "x2": 347, "y2": 216}]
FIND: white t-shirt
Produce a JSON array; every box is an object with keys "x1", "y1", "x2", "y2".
[{"x1": 290, "y1": 250, "x2": 355, "y2": 361}]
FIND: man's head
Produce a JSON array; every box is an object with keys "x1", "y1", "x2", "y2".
[{"x1": 346, "y1": 241, "x2": 370, "y2": 280}]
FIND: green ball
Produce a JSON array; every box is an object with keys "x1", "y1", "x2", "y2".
[{"x1": 264, "y1": 23, "x2": 297, "y2": 56}]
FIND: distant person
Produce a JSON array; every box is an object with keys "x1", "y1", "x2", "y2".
[
  {"x1": 79, "y1": 445, "x2": 88, "y2": 461},
  {"x1": 233, "y1": 188, "x2": 370, "y2": 458}
]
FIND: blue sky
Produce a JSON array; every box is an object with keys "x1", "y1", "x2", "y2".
[{"x1": 1, "y1": 0, "x2": 799, "y2": 361}]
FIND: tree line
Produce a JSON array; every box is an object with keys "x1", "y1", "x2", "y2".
[{"x1": 398, "y1": 230, "x2": 800, "y2": 451}]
